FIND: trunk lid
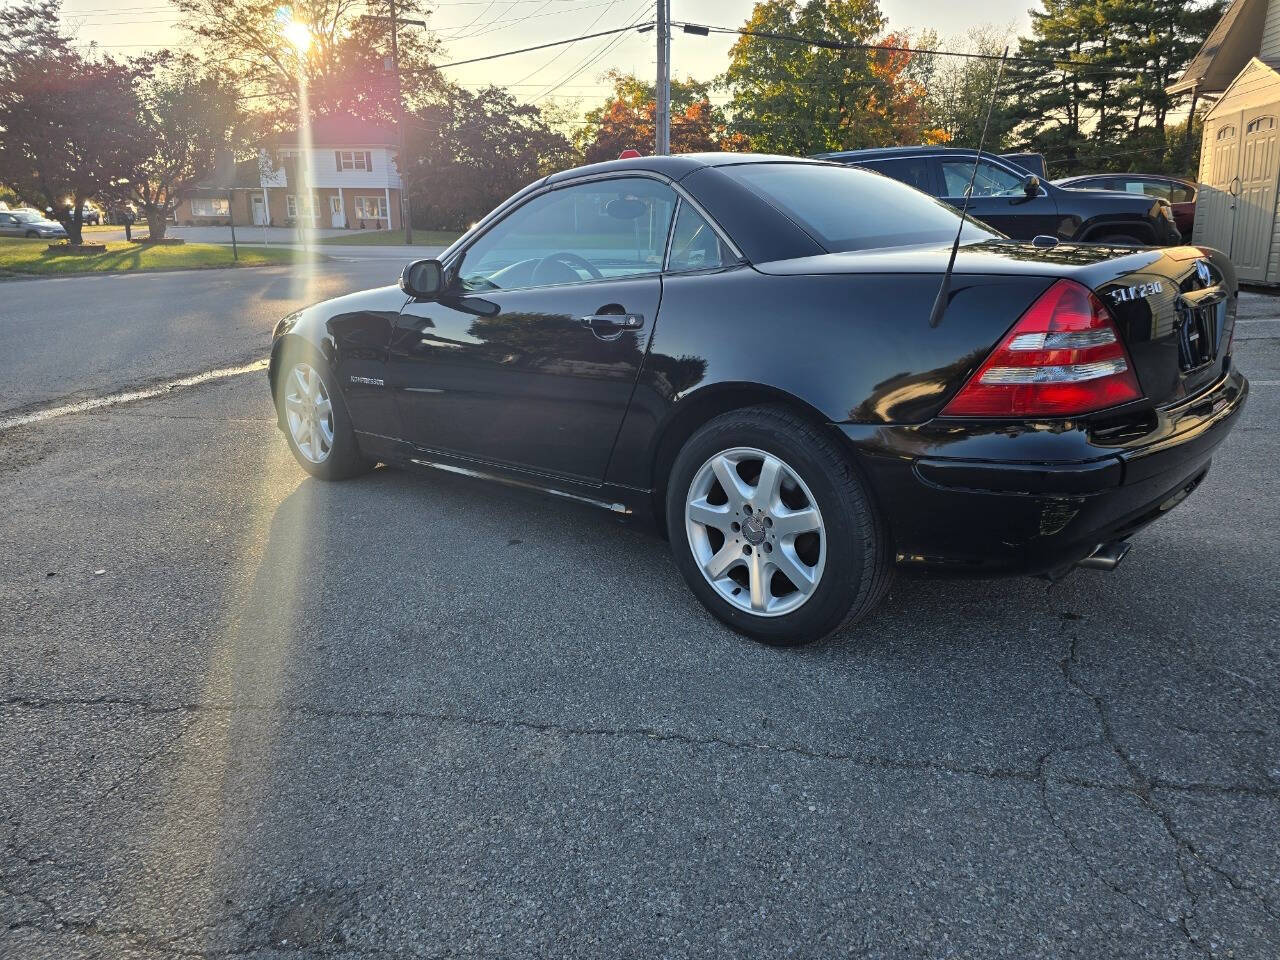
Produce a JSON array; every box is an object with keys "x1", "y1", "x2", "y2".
[
  {"x1": 756, "y1": 240, "x2": 1237, "y2": 409},
  {"x1": 1092, "y1": 246, "x2": 1236, "y2": 406}
]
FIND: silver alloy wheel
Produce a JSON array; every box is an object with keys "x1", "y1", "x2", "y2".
[
  {"x1": 283, "y1": 361, "x2": 334, "y2": 464},
  {"x1": 684, "y1": 446, "x2": 826, "y2": 617}
]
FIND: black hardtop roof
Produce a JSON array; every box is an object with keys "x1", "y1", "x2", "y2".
[{"x1": 543, "y1": 152, "x2": 832, "y2": 185}]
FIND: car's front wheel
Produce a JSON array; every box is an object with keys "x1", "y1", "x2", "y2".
[
  {"x1": 274, "y1": 347, "x2": 375, "y2": 480},
  {"x1": 666, "y1": 406, "x2": 892, "y2": 646}
]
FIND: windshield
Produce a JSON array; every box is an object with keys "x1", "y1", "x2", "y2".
[
  {"x1": 13, "y1": 212, "x2": 44, "y2": 223},
  {"x1": 719, "y1": 162, "x2": 999, "y2": 253}
]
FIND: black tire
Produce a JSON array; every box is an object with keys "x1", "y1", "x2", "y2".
[
  {"x1": 273, "y1": 343, "x2": 375, "y2": 481},
  {"x1": 25, "y1": 230, "x2": 37, "y2": 238},
  {"x1": 665, "y1": 405, "x2": 892, "y2": 646},
  {"x1": 1097, "y1": 233, "x2": 1143, "y2": 245}
]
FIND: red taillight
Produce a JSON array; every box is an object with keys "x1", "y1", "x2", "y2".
[{"x1": 941, "y1": 279, "x2": 1142, "y2": 417}]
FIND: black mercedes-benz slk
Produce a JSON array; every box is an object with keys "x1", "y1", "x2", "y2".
[{"x1": 268, "y1": 153, "x2": 1247, "y2": 645}]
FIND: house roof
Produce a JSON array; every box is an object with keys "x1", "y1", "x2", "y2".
[
  {"x1": 1168, "y1": 0, "x2": 1271, "y2": 95},
  {"x1": 180, "y1": 155, "x2": 265, "y2": 196},
  {"x1": 273, "y1": 117, "x2": 398, "y2": 147}
]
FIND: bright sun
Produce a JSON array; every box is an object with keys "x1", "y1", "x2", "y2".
[{"x1": 282, "y1": 20, "x2": 312, "y2": 52}]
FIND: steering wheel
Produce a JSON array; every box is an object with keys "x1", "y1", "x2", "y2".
[{"x1": 531, "y1": 251, "x2": 603, "y2": 285}]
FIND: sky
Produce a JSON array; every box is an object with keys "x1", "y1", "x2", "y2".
[{"x1": 47, "y1": 0, "x2": 1034, "y2": 113}]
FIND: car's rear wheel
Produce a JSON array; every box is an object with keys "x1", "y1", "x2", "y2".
[
  {"x1": 666, "y1": 405, "x2": 892, "y2": 646},
  {"x1": 24, "y1": 230, "x2": 37, "y2": 238},
  {"x1": 274, "y1": 346, "x2": 375, "y2": 480}
]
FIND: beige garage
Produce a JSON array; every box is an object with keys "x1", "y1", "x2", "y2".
[{"x1": 1171, "y1": 0, "x2": 1280, "y2": 284}]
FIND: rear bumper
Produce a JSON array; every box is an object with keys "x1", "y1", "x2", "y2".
[{"x1": 838, "y1": 367, "x2": 1248, "y2": 575}]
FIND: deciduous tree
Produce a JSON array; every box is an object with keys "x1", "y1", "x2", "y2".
[
  {"x1": 720, "y1": 0, "x2": 944, "y2": 155},
  {"x1": 173, "y1": 0, "x2": 443, "y2": 125},
  {"x1": 403, "y1": 86, "x2": 573, "y2": 230},
  {"x1": 574, "y1": 71, "x2": 743, "y2": 162},
  {"x1": 107, "y1": 58, "x2": 244, "y2": 240},
  {"x1": 923, "y1": 26, "x2": 1019, "y2": 150},
  {"x1": 0, "y1": 1, "x2": 146, "y2": 244}
]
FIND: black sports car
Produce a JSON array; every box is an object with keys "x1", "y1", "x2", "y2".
[{"x1": 269, "y1": 153, "x2": 1247, "y2": 645}]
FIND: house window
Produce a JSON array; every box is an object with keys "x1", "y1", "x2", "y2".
[
  {"x1": 1247, "y1": 116, "x2": 1276, "y2": 134},
  {"x1": 1216, "y1": 126, "x2": 1236, "y2": 140},
  {"x1": 191, "y1": 197, "x2": 230, "y2": 218},
  {"x1": 354, "y1": 196, "x2": 388, "y2": 220},
  {"x1": 286, "y1": 193, "x2": 319, "y2": 220},
  {"x1": 336, "y1": 150, "x2": 373, "y2": 172}
]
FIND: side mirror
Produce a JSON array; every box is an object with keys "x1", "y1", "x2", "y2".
[
  {"x1": 400, "y1": 258, "x2": 446, "y2": 300},
  {"x1": 1022, "y1": 174, "x2": 1042, "y2": 198}
]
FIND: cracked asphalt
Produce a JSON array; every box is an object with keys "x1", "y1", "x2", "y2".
[{"x1": 1, "y1": 268, "x2": 1278, "y2": 959}]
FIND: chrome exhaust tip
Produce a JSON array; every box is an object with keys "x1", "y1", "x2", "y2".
[{"x1": 1076, "y1": 540, "x2": 1132, "y2": 572}]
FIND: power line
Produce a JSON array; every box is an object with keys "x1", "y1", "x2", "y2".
[
  {"x1": 450, "y1": 0, "x2": 621, "y2": 42},
  {"x1": 420, "y1": 20, "x2": 653, "y2": 70},
  {"x1": 685, "y1": 22, "x2": 1149, "y2": 76},
  {"x1": 530, "y1": 0, "x2": 650, "y2": 102},
  {"x1": 504, "y1": 0, "x2": 622, "y2": 86}
]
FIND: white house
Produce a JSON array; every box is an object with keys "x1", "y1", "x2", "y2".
[
  {"x1": 1169, "y1": 0, "x2": 1280, "y2": 284},
  {"x1": 176, "y1": 117, "x2": 405, "y2": 231}
]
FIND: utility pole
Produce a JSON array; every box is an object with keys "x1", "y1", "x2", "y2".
[
  {"x1": 388, "y1": 0, "x2": 413, "y2": 244},
  {"x1": 655, "y1": 0, "x2": 670, "y2": 155}
]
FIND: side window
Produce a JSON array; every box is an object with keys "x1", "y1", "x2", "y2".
[
  {"x1": 667, "y1": 202, "x2": 730, "y2": 272},
  {"x1": 940, "y1": 158, "x2": 1025, "y2": 198},
  {"x1": 460, "y1": 177, "x2": 677, "y2": 292},
  {"x1": 1119, "y1": 179, "x2": 1171, "y2": 200},
  {"x1": 860, "y1": 157, "x2": 933, "y2": 194},
  {"x1": 1169, "y1": 183, "x2": 1195, "y2": 204}
]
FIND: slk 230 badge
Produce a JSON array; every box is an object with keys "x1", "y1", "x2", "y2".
[{"x1": 1110, "y1": 281, "x2": 1163, "y2": 304}]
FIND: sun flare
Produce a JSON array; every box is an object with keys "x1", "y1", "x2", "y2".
[{"x1": 282, "y1": 19, "x2": 312, "y2": 52}]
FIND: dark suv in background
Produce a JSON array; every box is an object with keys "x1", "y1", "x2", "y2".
[{"x1": 818, "y1": 147, "x2": 1182, "y2": 246}]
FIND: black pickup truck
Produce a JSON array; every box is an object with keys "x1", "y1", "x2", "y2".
[{"x1": 817, "y1": 147, "x2": 1182, "y2": 246}]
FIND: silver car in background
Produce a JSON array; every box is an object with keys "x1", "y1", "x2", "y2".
[{"x1": 0, "y1": 210, "x2": 68, "y2": 239}]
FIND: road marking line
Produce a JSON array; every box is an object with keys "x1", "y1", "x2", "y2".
[
  {"x1": 1236, "y1": 318, "x2": 1280, "y2": 324},
  {"x1": 1248, "y1": 379, "x2": 1279, "y2": 385},
  {"x1": 0, "y1": 359, "x2": 268, "y2": 432}
]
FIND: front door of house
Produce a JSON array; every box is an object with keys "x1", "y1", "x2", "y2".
[
  {"x1": 251, "y1": 195, "x2": 268, "y2": 226},
  {"x1": 330, "y1": 196, "x2": 345, "y2": 229}
]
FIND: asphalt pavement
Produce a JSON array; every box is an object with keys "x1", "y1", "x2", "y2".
[
  {"x1": 1, "y1": 263, "x2": 1277, "y2": 959},
  {"x1": 0, "y1": 259, "x2": 415, "y2": 417}
]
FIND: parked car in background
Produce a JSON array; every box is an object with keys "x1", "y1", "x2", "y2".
[
  {"x1": 0, "y1": 210, "x2": 68, "y2": 239},
  {"x1": 1054, "y1": 173, "x2": 1197, "y2": 241},
  {"x1": 77, "y1": 204, "x2": 102, "y2": 226},
  {"x1": 818, "y1": 147, "x2": 1183, "y2": 246},
  {"x1": 107, "y1": 204, "x2": 139, "y2": 226}
]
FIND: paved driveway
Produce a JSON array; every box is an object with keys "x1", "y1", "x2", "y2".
[{"x1": 1, "y1": 274, "x2": 1277, "y2": 958}]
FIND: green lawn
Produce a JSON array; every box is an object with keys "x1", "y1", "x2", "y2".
[
  {"x1": 0, "y1": 238, "x2": 314, "y2": 276},
  {"x1": 317, "y1": 228, "x2": 461, "y2": 246}
]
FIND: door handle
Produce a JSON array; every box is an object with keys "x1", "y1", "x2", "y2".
[{"x1": 578, "y1": 312, "x2": 644, "y2": 330}]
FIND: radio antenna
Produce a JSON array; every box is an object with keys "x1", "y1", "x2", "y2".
[{"x1": 928, "y1": 46, "x2": 1009, "y2": 329}]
